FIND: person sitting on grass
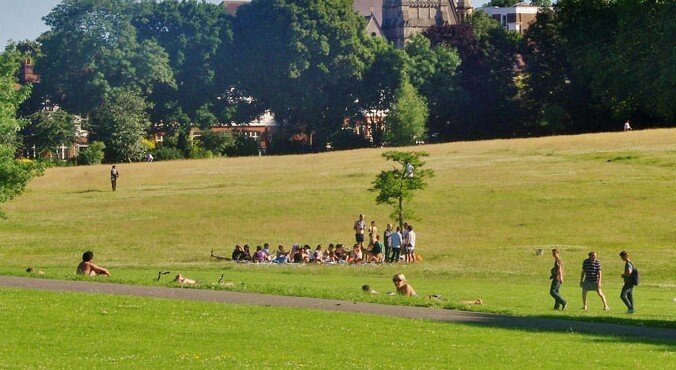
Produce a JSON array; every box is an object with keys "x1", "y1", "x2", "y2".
[
  {"x1": 76, "y1": 251, "x2": 110, "y2": 277},
  {"x1": 392, "y1": 273, "x2": 416, "y2": 296},
  {"x1": 313, "y1": 245, "x2": 323, "y2": 264},
  {"x1": 368, "y1": 235, "x2": 383, "y2": 263},
  {"x1": 242, "y1": 245, "x2": 253, "y2": 261},
  {"x1": 231, "y1": 245, "x2": 247, "y2": 261},
  {"x1": 262, "y1": 243, "x2": 272, "y2": 262},
  {"x1": 347, "y1": 244, "x2": 363, "y2": 264},
  {"x1": 273, "y1": 245, "x2": 288, "y2": 263},
  {"x1": 253, "y1": 246, "x2": 267, "y2": 263},
  {"x1": 301, "y1": 245, "x2": 312, "y2": 263}
]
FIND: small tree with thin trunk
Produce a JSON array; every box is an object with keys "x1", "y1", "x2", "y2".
[{"x1": 370, "y1": 151, "x2": 434, "y2": 230}]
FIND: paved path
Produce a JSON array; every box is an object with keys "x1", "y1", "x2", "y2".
[{"x1": 1, "y1": 276, "x2": 674, "y2": 341}]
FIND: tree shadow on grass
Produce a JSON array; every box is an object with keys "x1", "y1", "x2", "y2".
[{"x1": 446, "y1": 312, "x2": 676, "y2": 347}]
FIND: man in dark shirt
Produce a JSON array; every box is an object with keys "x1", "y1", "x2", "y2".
[
  {"x1": 110, "y1": 165, "x2": 120, "y2": 191},
  {"x1": 580, "y1": 251, "x2": 609, "y2": 310},
  {"x1": 619, "y1": 251, "x2": 636, "y2": 313}
]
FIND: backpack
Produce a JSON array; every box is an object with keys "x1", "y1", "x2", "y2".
[{"x1": 630, "y1": 267, "x2": 639, "y2": 286}]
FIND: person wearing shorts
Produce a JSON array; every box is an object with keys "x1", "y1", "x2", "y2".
[
  {"x1": 353, "y1": 214, "x2": 366, "y2": 248},
  {"x1": 405, "y1": 225, "x2": 416, "y2": 263},
  {"x1": 580, "y1": 251, "x2": 609, "y2": 310}
]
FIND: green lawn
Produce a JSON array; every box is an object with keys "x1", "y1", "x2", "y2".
[
  {"x1": 1, "y1": 129, "x2": 674, "y2": 325},
  {"x1": 1, "y1": 288, "x2": 673, "y2": 369}
]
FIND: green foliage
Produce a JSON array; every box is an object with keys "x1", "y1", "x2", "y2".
[
  {"x1": 383, "y1": 81, "x2": 428, "y2": 147},
  {"x1": 188, "y1": 145, "x2": 213, "y2": 159},
  {"x1": 0, "y1": 47, "x2": 42, "y2": 217},
  {"x1": 78, "y1": 141, "x2": 106, "y2": 165},
  {"x1": 37, "y1": 0, "x2": 175, "y2": 115},
  {"x1": 229, "y1": 134, "x2": 260, "y2": 157},
  {"x1": 359, "y1": 41, "x2": 408, "y2": 113},
  {"x1": 199, "y1": 129, "x2": 235, "y2": 156},
  {"x1": 22, "y1": 108, "x2": 77, "y2": 156},
  {"x1": 90, "y1": 88, "x2": 151, "y2": 163},
  {"x1": 152, "y1": 146, "x2": 184, "y2": 161},
  {"x1": 232, "y1": 0, "x2": 375, "y2": 147},
  {"x1": 530, "y1": 0, "x2": 552, "y2": 6},
  {"x1": 370, "y1": 150, "x2": 434, "y2": 229},
  {"x1": 329, "y1": 129, "x2": 372, "y2": 150}
]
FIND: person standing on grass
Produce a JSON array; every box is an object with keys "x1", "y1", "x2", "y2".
[
  {"x1": 580, "y1": 251, "x2": 609, "y2": 310},
  {"x1": 405, "y1": 225, "x2": 416, "y2": 263},
  {"x1": 354, "y1": 214, "x2": 366, "y2": 249},
  {"x1": 619, "y1": 251, "x2": 636, "y2": 313},
  {"x1": 549, "y1": 249, "x2": 567, "y2": 310},
  {"x1": 110, "y1": 165, "x2": 120, "y2": 191},
  {"x1": 384, "y1": 223, "x2": 393, "y2": 263},
  {"x1": 389, "y1": 226, "x2": 402, "y2": 262}
]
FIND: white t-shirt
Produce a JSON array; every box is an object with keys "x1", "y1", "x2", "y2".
[{"x1": 408, "y1": 231, "x2": 416, "y2": 249}]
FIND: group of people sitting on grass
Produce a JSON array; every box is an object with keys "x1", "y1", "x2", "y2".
[{"x1": 211, "y1": 215, "x2": 420, "y2": 265}]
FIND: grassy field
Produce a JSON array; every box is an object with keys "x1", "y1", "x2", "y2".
[
  {"x1": 1, "y1": 288, "x2": 673, "y2": 369},
  {"x1": 0, "y1": 129, "x2": 674, "y2": 325}
]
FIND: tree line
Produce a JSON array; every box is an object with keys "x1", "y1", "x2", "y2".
[{"x1": 2, "y1": 0, "x2": 674, "y2": 166}]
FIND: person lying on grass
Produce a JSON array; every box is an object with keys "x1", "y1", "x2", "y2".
[
  {"x1": 362, "y1": 285, "x2": 379, "y2": 294},
  {"x1": 393, "y1": 273, "x2": 416, "y2": 296},
  {"x1": 76, "y1": 251, "x2": 110, "y2": 277},
  {"x1": 174, "y1": 274, "x2": 196, "y2": 285}
]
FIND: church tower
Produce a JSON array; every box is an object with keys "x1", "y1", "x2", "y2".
[{"x1": 381, "y1": 0, "x2": 472, "y2": 48}]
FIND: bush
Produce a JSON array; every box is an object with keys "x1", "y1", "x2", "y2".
[
  {"x1": 79, "y1": 141, "x2": 106, "y2": 165},
  {"x1": 188, "y1": 145, "x2": 213, "y2": 159},
  {"x1": 153, "y1": 146, "x2": 184, "y2": 161},
  {"x1": 329, "y1": 129, "x2": 372, "y2": 151}
]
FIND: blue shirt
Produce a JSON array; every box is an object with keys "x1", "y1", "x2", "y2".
[{"x1": 390, "y1": 232, "x2": 402, "y2": 248}]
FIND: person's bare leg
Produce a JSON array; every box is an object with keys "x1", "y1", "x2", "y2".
[
  {"x1": 582, "y1": 289, "x2": 588, "y2": 310},
  {"x1": 598, "y1": 289, "x2": 609, "y2": 309}
]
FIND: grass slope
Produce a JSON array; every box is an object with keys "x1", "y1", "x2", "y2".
[
  {"x1": 0, "y1": 129, "x2": 674, "y2": 325},
  {"x1": 1, "y1": 288, "x2": 673, "y2": 369}
]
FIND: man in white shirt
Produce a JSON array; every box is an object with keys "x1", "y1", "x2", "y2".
[{"x1": 406, "y1": 225, "x2": 416, "y2": 263}]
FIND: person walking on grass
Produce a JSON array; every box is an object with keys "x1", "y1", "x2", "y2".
[
  {"x1": 549, "y1": 249, "x2": 567, "y2": 310},
  {"x1": 354, "y1": 214, "x2": 366, "y2": 249},
  {"x1": 110, "y1": 165, "x2": 120, "y2": 191},
  {"x1": 580, "y1": 251, "x2": 609, "y2": 310},
  {"x1": 619, "y1": 251, "x2": 636, "y2": 314}
]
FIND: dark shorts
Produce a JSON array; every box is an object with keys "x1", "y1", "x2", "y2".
[
  {"x1": 355, "y1": 233, "x2": 364, "y2": 243},
  {"x1": 582, "y1": 281, "x2": 599, "y2": 291}
]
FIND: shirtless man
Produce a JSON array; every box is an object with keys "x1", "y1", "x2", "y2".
[
  {"x1": 76, "y1": 251, "x2": 110, "y2": 277},
  {"x1": 392, "y1": 273, "x2": 416, "y2": 296},
  {"x1": 353, "y1": 214, "x2": 366, "y2": 249}
]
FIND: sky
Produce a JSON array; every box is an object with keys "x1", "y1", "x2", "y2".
[{"x1": 0, "y1": 0, "x2": 489, "y2": 45}]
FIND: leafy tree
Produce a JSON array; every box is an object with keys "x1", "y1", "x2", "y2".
[
  {"x1": 22, "y1": 108, "x2": 77, "y2": 156},
  {"x1": 530, "y1": 0, "x2": 552, "y2": 6},
  {"x1": 231, "y1": 0, "x2": 375, "y2": 149},
  {"x1": 229, "y1": 134, "x2": 260, "y2": 157},
  {"x1": 329, "y1": 129, "x2": 372, "y2": 150},
  {"x1": 199, "y1": 129, "x2": 235, "y2": 156},
  {"x1": 384, "y1": 80, "x2": 428, "y2": 146},
  {"x1": 404, "y1": 35, "x2": 462, "y2": 141},
  {"x1": 133, "y1": 0, "x2": 235, "y2": 125},
  {"x1": 90, "y1": 88, "x2": 151, "y2": 162},
  {"x1": 370, "y1": 151, "x2": 434, "y2": 230},
  {"x1": 0, "y1": 47, "x2": 41, "y2": 217},
  {"x1": 37, "y1": 0, "x2": 175, "y2": 115},
  {"x1": 79, "y1": 141, "x2": 105, "y2": 165}
]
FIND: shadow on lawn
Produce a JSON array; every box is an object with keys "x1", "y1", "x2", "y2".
[{"x1": 448, "y1": 313, "x2": 676, "y2": 346}]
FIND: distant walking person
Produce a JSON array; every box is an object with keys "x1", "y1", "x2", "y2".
[
  {"x1": 549, "y1": 249, "x2": 567, "y2": 310},
  {"x1": 110, "y1": 165, "x2": 120, "y2": 191},
  {"x1": 619, "y1": 251, "x2": 636, "y2": 313},
  {"x1": 580, "y1": 251, "x2": 609, "y2": 310},
  {"x1": 353, "y1": 214, "x2": 366, "y2": 249},
  {"x1": 624, "y1": 120, "x2": 633, "y2": 131}
]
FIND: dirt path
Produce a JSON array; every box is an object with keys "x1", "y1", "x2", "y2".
[{"x1": 1, "y1": 276, "x2": 674, "y2": 341}]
